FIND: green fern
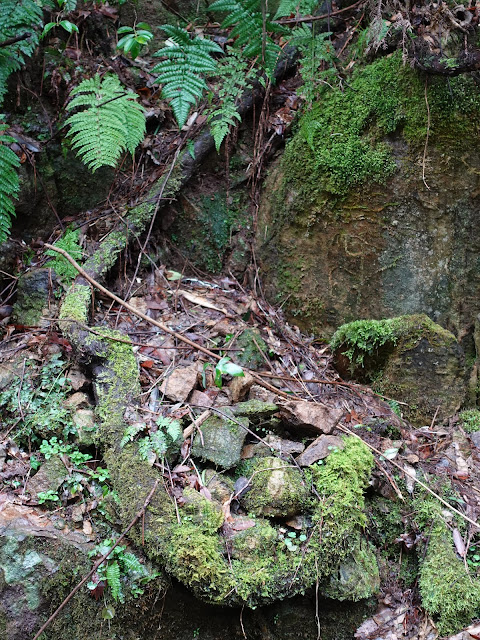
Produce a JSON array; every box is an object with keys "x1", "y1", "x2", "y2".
[
  {"x1": 273, "y1": 0, "x2": 318, "y2": 19},
  {"x1": 156, "y1": 415, "x2": 181, "y2": 442},
  {"x1": 0, "y1": 0, "x2": 43, "y2": 105},
  {"x1": 289, "y1": 25, "x2": 336, "y2": 104},
  {"x1": 0, "y1": 122, "x2": 20, "y2": 243},
  {"x1": 120, "y1": 422, "x2": 147, "y2": 448},
  {"x1": 207, "y1": 47, "x2": 253, "y2": 151},
  {"x1": 65, "y1": 74, "x2": 145, "y2": 172},
  {"x1": 106, "y1": 560, "x2": 122, "y2": 602},
  {"x1": 209, "y1": 0, "x2": 285, "y2": 78},
  {"x1": 152, "y1": 25, "x2": 222, "y2": 130},
  {"x1": 120, "y1": 552, "x2": 147, "y2": 577}
]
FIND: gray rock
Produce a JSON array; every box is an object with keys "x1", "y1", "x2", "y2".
[
  {"x1": 192, "y1": 408, "x2": 249, "y2": 469},
  {"x1": 295, "y1": 435, "x2": 344, "y2": 466},
  {"x1": 12, "y1": 269, "x2": 58, "y2": 327}
]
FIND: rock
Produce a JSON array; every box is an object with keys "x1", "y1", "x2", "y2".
[
  {"x1": 27, "y1": 457, "x2": 66, "y2": 501},
  {"x1": 251, "y1": 434, "x2": 305, "y2": 458},
  {"x1": 73, "y1": 408, "x2": 96, "y2": 445},
  {"x1": 332, "y1": 314, "x2": 467, "y2": 425},
  {"x1": 202, "y1": 469, "x2": 234, "y2": 503},
  {"x1": 280, "y1": 401, "x2": 343, "y2": 435},
  {"x1": 241, "y1": 457, "x2": 309, "y2": 518},
  {"x1": 160, "y1": 364, "x2": 199, "y2": 402},
  {"x1": 66, "y1": 366, "x2": 89, "y2": 391},
  {"x1": 229, "y1": 370, "x2": 255, "y2": 402},
  {"x1": 470, "y1": 431, "x2": 480, "y2": 449},
  {"x1": 190, "y1": 389, "x2": 213, "y2": 408},
  {"x1": 248, "y1": 384, "x2": 278, "y2": 404},
  {"x1": 64, "y1": 391, "x2": 91, "y2": 409},
  {"x1": 234, "y1": 329, "x2": 268, "y2": 370},
  {"x1": 12, "y1": 269, "x2": 58, "y2": 327},
  {"x1": 191, "y1": 408, "x2": 249, "y2": 469},
  {"x1": 323, "y1": 537, "x2": 380, "y2": 601},
  {"x1": 231, "y1": 399, "x2": 278, "y2": 420},
  {"x1": 295, "y1": 435, "x2": 345, "y2": 466}
]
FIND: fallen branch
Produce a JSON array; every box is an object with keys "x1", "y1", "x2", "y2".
[
  {"x1": 31, "y1": 480, "x2": 159, "y2": 640},
  {"x1": 44, "y1": 243, "x2": 301, "y2": 401}
]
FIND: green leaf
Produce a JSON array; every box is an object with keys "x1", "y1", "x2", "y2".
[
  {"x1": 59, "y1": 20, "x2": 79, "y2": 33},
  {"x1": 117, "y1": 26, "x2": 134, "y2": 35},
  {"x1": 102, "y1": 605, "x2": 116, "y2": 620}
]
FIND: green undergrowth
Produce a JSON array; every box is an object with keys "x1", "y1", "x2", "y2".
[
  {"x1": 281, "y1": 50, "x2": 480, "y2": 198},
  {"x1": 459, "y1": 408, "x2": 480, "y2": 433}
]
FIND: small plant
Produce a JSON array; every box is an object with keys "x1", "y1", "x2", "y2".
[
  {"x1": 202, "y1": 357, "x2": 244, "y2": 389},
  {"x1": 45, "y1": 226, "x2": 82, "y2": 285},
  {"x1": 459, "y1": 409, "x2": 480, "y2": 433},
  {"x1": 137, "y1": 416, "x2": 182, "y2": 464},
  {"x1": 0, "y1": 121, "x2": 20, "y2": 242},
  {"x1": 37, "y1": 489, "x2": 60, "y2": 505},
  {"x1": 88, "y1": 539, "x2": 157, "y2": 603},
  {"x1": 330, "y1": 318, "x2": 396, "y2": 367},
  {"x1": 117, "y1": 22, "x2": 153, "y2": 59},
  {"x1": 278, "y1": 529, "x2": 307, "y2": 552}
]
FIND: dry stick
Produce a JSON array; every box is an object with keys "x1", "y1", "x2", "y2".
[
  {"x1": 337, "y1": 422, "x2": 479, "y2": 529},
  {"x1": 43, "y1": 243, "x2": 299, "y2": 401},
  {"x1": 31, "y1": 480, "x2": 159, "y2": 640}
]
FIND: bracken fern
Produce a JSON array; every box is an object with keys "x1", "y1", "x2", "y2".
[
  {"x1": 152, "y1": 25, "x2": 223, "y2": 129},
  {"x1": 65, "y1": 74, "x2": 145, "y2": 172},
  {"x1": 208, "y1": 0, "x2": 285, "y2": 78},
  {"x1": 0, "y1": 122, "x2": 20, "y2": 243},
  {"x1": 0, "y1": 0, "x2": 43, "y2": 105}
]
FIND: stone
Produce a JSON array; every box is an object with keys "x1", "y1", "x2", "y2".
[
  {"x1": 66, "y1": 366, "x2": 89, "y2": 391},
  {"x1": 241, "y1": 456, "x2": 309, "y2": 518},
  {"x1": 295, "y1": 435, "x2": 345, "y2": 466},
  {"x1": 323, "y1": 537, "x2": 380, "y2": 602},
  {"x1": 12, "y1": 269, "x2": 58, "y2": 327},
  {"x1": 190, "y1": 390, "x2": 213, "y2": 408},
  {"x1": 191, "y1": 408, "x2": 249, "y2": 469},
  {"x1": 234, "y1": 329, "x2": 268, "y2": 370},
  {"x1": 27, "y1": 457, "x2": 66, "y2": 501},
  {"x1": 202, "y1": 469, "x2": 234, "y2": 503},
  {"x1": 252, "y1": 434, "x2": 305, "y2": 458},
  {"x1": 280, "y1": 401, "x2": 343, "y2": 435},
  {"x1": 229, "y1": 370, "x2": 255, "y2": 402},
  {"x1": 231, "y1": 399, "x2": 278, "y2": 420},
  {"x1": 160, "y1": 364, "x2": 199, "y2": 402}
]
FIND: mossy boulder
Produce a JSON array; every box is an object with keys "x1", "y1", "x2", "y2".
[
  {"x1": 257, "y1": 52, "x2": 480, "y2": 351},
  {"x1": 191, "y1": 408, "x2": 249, "y2": 469},
  {"x1": 241, "y1": 456, "x2": 309, "y2": 518},
  {"x1": 12, "y1": 269, "x2": 58, "y2": 326},
  {"x1": 323, "y1": 536, "x2": 380, "y2": 602},
  {"x1": 331, "y1": 314, "x2": 466, "y2": 424}
]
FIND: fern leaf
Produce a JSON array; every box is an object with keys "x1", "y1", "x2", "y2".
[
  {"x1": 0, "y1": 122, "x2": 20, "y2": 243},
  {"x1": 65, "y1": 74, "x2": 145, "y2": 172},
  {"x1": 0, "y1": 0, "x2": 43, "y2": 105},
  {"x1": 152, "y1": 26, "x2": 222, "y2": 129},
  {"x1": 121, "y1": 552, "x2": 146, "y2": 577},
  {"x1": 209, "y1": 0, "x2": 284, "y2": 77},
  {"x1": 150, "y1": 430, "x2": 168, "y2": 458},
  {"x1": 106, "y1": 560, "x2": 122, "y2": 602},
  {"x1": 289, "y1": 26, "x2": 336, "y2": 104},
  {"x1": 138, "y1": 436, "x2": 154, "y2": 462},
  {"x1": 120, "y1": 422, "x2": 146, "y2": 448},
  {"x1": 273, "y1": 0, "x2": 319, "y2": 19}
]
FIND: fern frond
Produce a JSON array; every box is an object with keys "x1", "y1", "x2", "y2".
[
  {"x1": 45, "y1": 227, "x2": 82, "y2": 284},
  {"x1": 121, "y1": 552, "x2": 147, "y2": 577},
  {"x1": 0, "y1": 0, "x2": 43, "y2": 105},
  {"x1": 207, "y1": 47, "x2": 252, "y2": 151},
  {"x1": 65, "y1": 74, "x2": 145, "y2": 172},
  {"x1": 0, "y1": 122, "x2": 20, "y2": 243},
  {"x1": 120, "y1": 422, "x2": 146, "y2": 448},
  {"x1": 289, "y1": 26, "x2": 337, "y2": 104},
  {"x1": 106, "y1": 560, "x2": 122, "y2": 602},
  {"x1": 150, "y1": 430, "x2": 168, "y2": 457},
  {"x1": 209, "y1": 0, "x2": 284, "y2": 77},
  {"x1": 152, "y1": 25, "x2": 223, "y2": 129},
  {"x1": 273, "y1": 0, "x2": 318, "y2": 19},
  {"x1": 138, "y1": 436, "x2": 154, "y2": 462},
  {"x1": 156, "y1": 415, "x2": 182, "y2": 442}
]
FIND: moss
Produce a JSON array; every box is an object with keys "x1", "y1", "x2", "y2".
[
  {"x1": 281, "y1": 51, "x2": 480, "y2": 199},
  {"x1": 181, "y1": 488, "x2": 224, "y2": 534},
  {"x1": 242, "y1": 456, "x2": 310, "y2": 518},
  {"x1": 59, "y1": 283, "x2": 91, "y2": 324},
  {"x1": 459, "y1": 408, "x2": 480, "y2": 433},
  {"x1": 419, "y1": 519, "x2": 480, "y2": 635},
  {"x1": 235, "y1": 329, "x2": 269, "y2": 370}
]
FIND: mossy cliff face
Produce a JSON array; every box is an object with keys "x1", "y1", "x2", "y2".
[{"x1": 257, "y1": 52, "x2": 480, "y2": 343}]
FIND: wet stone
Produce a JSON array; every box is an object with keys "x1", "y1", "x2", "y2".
[{"x1": 191, "y1": 408, "x2": 249, "y2": 469}]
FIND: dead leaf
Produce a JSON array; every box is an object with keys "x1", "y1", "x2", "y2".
[
  {"x1": 452, "y1": 528, "x2": 466, "y2": 557},
  {"x1": 177, "y1": 290, "x2": 232, "y2": 316}
]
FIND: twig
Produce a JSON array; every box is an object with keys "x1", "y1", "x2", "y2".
[
  {"x1": 0, "y1": 33, "x2": 31, "y2": 48},
  {"x1": 44, "y1": 243, "x2": 300, "y2": 401},
  {"x1": 31, "y1": 480, "x2": 159, "y2": 640}
]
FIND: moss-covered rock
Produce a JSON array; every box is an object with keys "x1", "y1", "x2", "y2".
[
  {"x1": 323, "y1": 536, "x2": 380, "y2": 601},
  {"x1": 241, "y1": 456, "x2": 309, "y2": 518},
  {"x1": 234, "y1": 329, "x2": 269, "y2": 370},
  {"x1": 257, "y1": 52, "x2": 480, "y2": 344},
  {"x1": 12, "y1": 269, "x2": 58, "y2": 327},
  {"x1": 331, "y1": 314, "x2": 466, "y2": 424},
  {"x1": 191, "y1": 408, "x2": 249, "y2": 469}
]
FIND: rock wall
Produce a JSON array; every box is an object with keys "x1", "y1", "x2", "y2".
[{"x1": 257, "y1": 53, "x2": 480, "y2": 356}]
